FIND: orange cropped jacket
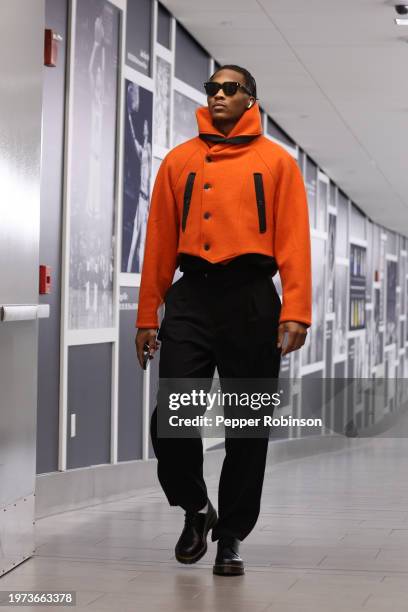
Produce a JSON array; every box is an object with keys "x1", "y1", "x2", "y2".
[{"x1": 135, "y1": 102, "x2": 312, "y2": 330}]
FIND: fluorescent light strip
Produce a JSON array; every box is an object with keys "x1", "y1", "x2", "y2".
[{"x1": 395, "y1": 17, "x2": 408, "y2": 25}]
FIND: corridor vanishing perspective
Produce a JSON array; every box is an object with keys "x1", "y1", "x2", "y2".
[{"x1": 1, "y1": 0, "x2": 408, "y2": 609}]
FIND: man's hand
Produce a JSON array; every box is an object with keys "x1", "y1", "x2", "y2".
[
  {"x1": 135, "y1": 328, "x2": 160, "y2": 369},
  {"x1": 277, "y1": 321, "x2": 308, "y2": 357}
]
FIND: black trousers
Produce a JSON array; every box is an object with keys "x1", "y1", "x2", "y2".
[{"x1": 150, "y1": 257, "x2": 282, "y2": 542}]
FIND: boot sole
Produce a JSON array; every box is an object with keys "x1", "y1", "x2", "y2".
[
  {"x1": 175, "y1": 511, "x2": 218, "y2": 564},
  {"x1": 213, "y1": 562, "x2": 245, "y2": 576}
]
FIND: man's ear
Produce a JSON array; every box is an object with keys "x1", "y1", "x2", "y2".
[{"x1": 247, "y1": 97, "x2": 255, "y2": 109}]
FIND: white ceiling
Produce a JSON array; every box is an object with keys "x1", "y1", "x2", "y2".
[{"x1": 161, "y1": 0, "x2": 408, "y2": 236}]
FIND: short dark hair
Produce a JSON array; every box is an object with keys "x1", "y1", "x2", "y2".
[{"x1": 210, "y1": 64, "x2": 257, "y2": 99}]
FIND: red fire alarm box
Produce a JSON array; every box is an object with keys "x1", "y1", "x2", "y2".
[
  {"x1": 39, "y1": 265, "x2": 52, "y2": 294},
  {"x1": 44, "y1": 29, "x2": 62, "y2": 67}
]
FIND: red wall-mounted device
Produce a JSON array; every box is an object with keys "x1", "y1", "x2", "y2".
[
  {"x1": 44, "y1": 29, "x2": 62, "y2": 67},
  {"x1": 39, "y1": 265, "x2": 52, "y2": 295}
]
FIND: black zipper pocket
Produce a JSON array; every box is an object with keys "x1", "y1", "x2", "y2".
[
  {"x1": 253, "y1": 173, "x2": 267, "y2": 233},
  {"x1": 181, "y1": 172, "x2": 196, "y2": 232}
]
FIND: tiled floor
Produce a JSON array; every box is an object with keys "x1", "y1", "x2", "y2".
[{"x1": 1, "y1": 436, "x2": 408, "y2": 611}]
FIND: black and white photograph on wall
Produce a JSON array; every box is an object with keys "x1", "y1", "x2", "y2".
[
  {"x1": 397, "y1": 354, "x2": 406, "y2": 408},
  {"x1": 364, "y1": 305, "x2": 374, "y2": 377},
  {"x1": 122, "y1": 80, "x2": 153, "y2": 274},
  {"x1": 386, "y1": 229, "x2": 397, "y2": 254},
  {"x1": 386, "y1": 259, "x2": 397, "y2": 345},
  {"x1": 347, "y1": 335, "x2": 364, "y2": 379},
  {"x1": 152, "y1": 156, "x2": 162, "y2": 184},
  {"x1": 395, "y1": 259, "x2": 402, "y2": 350},
  {"x1": 302, "y1": 236, "x2": 325, "y2": 366},
  {"x1": 154, "y1": 56, "x2": 171, "y2": 149},
  {"x1": 316, "y1": 177, "x2": 327, "y2": 232},
  {"x1": 373, "y1": 287, "x2": 384, "y2": 366},
  {"x1": 297, "y1": 150, "x2": 305, "y2": 174},
  {"x1": 68, "y1": 0, "x2": 120, "y2": 329},
  {"x1": 173, "y1": 91, "x2": 201, "y2": 146},
  {"x1": 325, "y1": 319, "x2": 333, "y2": 377},
  {"x1": 304, "y1": 157, "x2": 317, "y2": 229},
  {"x1": 125, "y1": 0, "x2": 151, "y2": 75},
  {"x1": 406, "y1": 277, "x2": 408, "y2": 343},
  {"x1": 380, "y1": 232, "x2": 387, "y2": 314},
  {"x1": 349, "y1": 244, "x2": 366, "y2": 330},
  {"x1": 327, "y1": 213, "x2": 336, "y2": 313},
  {"x1": 345, "y1": 340, "x2": 360, "y2": 431},
  {"x1": 385, "y1": 347, "x2": 397, "y2": 383},
  {"x1": 366, "y1": 221, "x2": 374, "y2": 303},
  {"x1": 334, "y1": 263, "x2": 348, "y2": 357},
  {"x1": 399, "y1": 252, "x2": 406, "y2": 317},
  {"x1": 400, "y1": 320, "x2": 405, "y2": 351},
  {"x1": 336, "y1": 192, "x2": 348, "y2": 259},
  {"x1": 372, "y1": 224, "x2": 381, "y2": 282},
  {"x1": 346, "y1": 336, "x2": 364, "y2": 433}
]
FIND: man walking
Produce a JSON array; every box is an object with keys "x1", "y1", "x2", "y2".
[{"x1": 135, "y1": 65, "x2": 312, "y2": 576}]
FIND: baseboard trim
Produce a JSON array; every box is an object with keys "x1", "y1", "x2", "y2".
[{"x1": 35, "y1": 434, "x2": 372, "y2": 519}]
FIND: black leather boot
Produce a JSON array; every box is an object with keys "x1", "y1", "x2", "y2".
[
  {"x1": 213, "y1": 536, "x2": 245, "y2": 576},
  {"x1": 175, "y1": 499, "x2": 218, "y2": 564}
]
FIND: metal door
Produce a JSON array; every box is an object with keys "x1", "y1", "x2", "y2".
[{"x1": 0, "y1": 0, "x2": 45, "y2": 576}]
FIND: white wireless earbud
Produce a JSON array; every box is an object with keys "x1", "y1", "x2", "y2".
[{"x1": 247, "y1": 102, "x2": 253, "y2": 108}]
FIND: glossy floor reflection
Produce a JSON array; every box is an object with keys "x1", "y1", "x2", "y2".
[{"x1": 2, "y1": 436, "x2": 408, "y2": 611}]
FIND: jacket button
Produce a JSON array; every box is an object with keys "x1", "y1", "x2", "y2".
[
  {"x1": 204, "y1": 243, "x2": 210, "y2": 250},
  {"x1": 204, "y1": 183, "x2": 211, "y2": 190},
  {"x1": 205, "y1": 156, "x2": 212, "y2": 163},
  {"x1": 203, "y1": 211, "x2": 211, "y2": 219}
]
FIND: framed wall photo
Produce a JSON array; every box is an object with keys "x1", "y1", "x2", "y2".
[
  {"x1": 154, "y1": 56, "x2": 171, "y2": 149},
  {"x1": 334, "y1": 263, "x2": 348, "y2": 358},
  {"x1": 349, "y1": 244, "x2": 366, "y2": 331},
  {"x1": 399, "y1": 249, "x2": 406, "y2": 315},
  {"x1": 173, "y1": 90, "x2": 201, "y2": 146},
  {"x1": 406, "y1": 276, "x2": 408, "y2": 343},
  {"x1": 302, "y1": 235, "x2": 325, "y2": 366},
  {"x1": 336, "y1": 191, "x2": 349, "y2": 259},
  {"x1": 152, "y1": 156, "x2": 162, "y2": 184},
  {"x1": 327, "y1": 213, "x2": 336, "y2": 314},
  {"x1": 386, "y1": 258, "x2": 398, "y2": 346},
  {"x1": 374, "y1": 287, "x2": 384, "y2": 366},
  {"x1": 316, "y1": 173, "x2": 328, "y2": 232},
  {"x1": 157, "y1": 2, "x2": 171, "y2": 49},
  {"x1": 122, "y1": 79, "x2": 153, "y2": 275},
  {"x1": 305, "y1": 157, "x2": 317, "y2": 229},
  {"x1": 125, "y1": 0, "x2": 151, "y2": 75},
  {"x1": 68, "y1": 0, "x2": 120, "y2": 330},
  {"x1": 365, "y1": 305, "x2": 374, "y2": 377},
  {"x1": 366, "y1": 220, "x2": 374, "y2": 303},
  {"x1": 175, "y1": 22, "x2": 210, "y2": 91}
]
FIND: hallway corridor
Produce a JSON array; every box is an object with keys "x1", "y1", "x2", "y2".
[{"x1": 1, "y1": 436, "x2": 408, "y2": 611}]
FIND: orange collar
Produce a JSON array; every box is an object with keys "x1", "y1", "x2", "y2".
[{"x1": 195, "y1": 101, "x2": 263, "y2": 141}]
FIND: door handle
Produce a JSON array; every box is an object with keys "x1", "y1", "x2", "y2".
[{"x1": 0, "y1": 304, "x2": 50, "y2": 322}]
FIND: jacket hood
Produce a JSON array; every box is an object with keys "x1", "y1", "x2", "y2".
[{"x1": 195, "y1": 101, "x2": 263, "y2": 141}]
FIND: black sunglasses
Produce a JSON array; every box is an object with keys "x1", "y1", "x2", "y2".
[{"x1": 203, "y1": 81, "x2": 253, "y2": 97}]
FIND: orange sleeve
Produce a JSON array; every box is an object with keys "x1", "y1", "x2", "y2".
[
  {"x1": 135, "y1": 155, "x2": 180, "y2": 328},
  {"x1": 273, "y1": 154, "x2": 312, "y2": 328}
]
